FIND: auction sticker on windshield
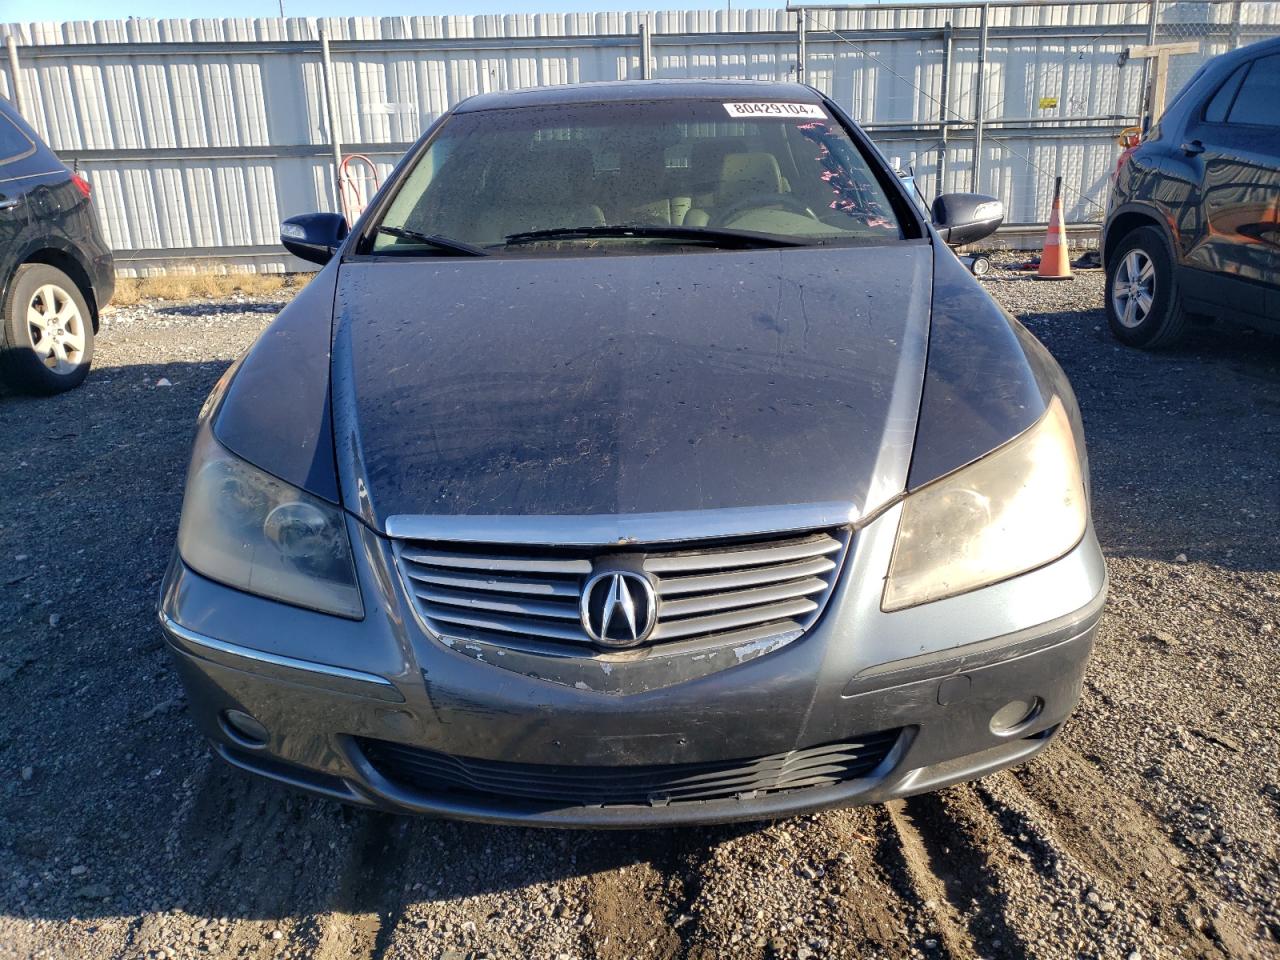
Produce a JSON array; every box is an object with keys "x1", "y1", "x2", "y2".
[{"x1": 723, "y1": 102, "x2": 828, "y2": 119}]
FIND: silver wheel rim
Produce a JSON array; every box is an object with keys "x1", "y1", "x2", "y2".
[
  {"x1": 1112, "y1": 250, "x2": 1156, "y2": 330},
  {"x1": 26, "y1": 283, "x2": 86, "y2": 375}
]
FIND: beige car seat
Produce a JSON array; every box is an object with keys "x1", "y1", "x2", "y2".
[
  {"x1": 607, "y1": 150, "x2": 692, "y2": 226},
  {"x1": 685, "y1": 152, "x2": 786, "y2": 228}
]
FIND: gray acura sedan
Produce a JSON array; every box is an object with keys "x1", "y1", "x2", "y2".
[{"x1": 159, "y1": 81, "x2": 1105, "y2": 827}]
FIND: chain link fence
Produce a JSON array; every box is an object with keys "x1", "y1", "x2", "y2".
[
  {"x1": 1156, "y1": 1, "x2": 1268, "y2": 96},
  {"x1": 795, "y1": 0, "x2": 1280, "y2": 234},
  {"x1": 1, "y1": 2, "x2": 1277, "y2": 270}
]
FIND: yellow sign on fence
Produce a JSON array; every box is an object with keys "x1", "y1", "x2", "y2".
[{"x1": 1039, "y1": 96, "x2": 1059, "y2": 109}]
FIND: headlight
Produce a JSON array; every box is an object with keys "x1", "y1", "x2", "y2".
[
  {"x1": 177, "y1": 432, "x2": 363, "y2": 619},
  {"x1": 883, "y1": 396, "x2": 1087, "y2": 611}
]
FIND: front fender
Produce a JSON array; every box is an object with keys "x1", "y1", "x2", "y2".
[
  {"x1": 211, "y1": 260, "x2": 342, "y2": 503},
  {"x1": 1102, "y1": 200, "x2": 1182, "y2": 268},
  {"x1": 905, "y1": 243, "x2": 1071, "y2": 491}
]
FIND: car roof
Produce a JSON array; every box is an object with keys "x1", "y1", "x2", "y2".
[
  {"x1": 1205, "y1": 33, "x2": 1280, "y2": 71},
  {"x1": 453, "y1": 79, "x2": 824, "y2": 113},
  {"x1": 1164, "y1": 34, "x2": 1280, "y2": 119}
]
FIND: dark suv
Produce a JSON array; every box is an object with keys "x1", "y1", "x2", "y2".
[
  {"x1": 1103, "y1": 37, "x2": 1280, "y2": 348},
  {"x1": 0, "y1": 96, "x2": 114, "y2": 394}
]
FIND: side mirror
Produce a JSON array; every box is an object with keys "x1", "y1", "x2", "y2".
[
  {"x1": 280, "y1": 213, "x2": 349, "y2": 265},
  {"x1": 931, "y1": 193, "x2": 1004, "y2": 246}
]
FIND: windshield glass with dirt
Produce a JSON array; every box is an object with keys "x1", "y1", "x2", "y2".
[{"x1": 369, "y1": 98, "x2": 905, "y2": 254}]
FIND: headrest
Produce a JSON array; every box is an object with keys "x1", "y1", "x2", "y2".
[
  {"x1": 688, "y1": 138, "x2": 740, "y2": 193},
  {"x1": 718, "y1": 152, "x2": 783, "y2": 200}
]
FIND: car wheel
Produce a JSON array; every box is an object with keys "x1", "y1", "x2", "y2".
[
  {"x1": 1105, "y1": 226, "x2": 1187, "y2": 348},
  {"x1": 0, "y1": 264, "x2": 96, "y2": 394}
]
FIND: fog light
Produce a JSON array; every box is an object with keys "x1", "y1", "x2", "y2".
[
  {"x1": 989, "y1": 698, "x2": 1043, "y2": 736},
  {"x1": 221, "y1": 709, "x2": 269, "y2": 747}
]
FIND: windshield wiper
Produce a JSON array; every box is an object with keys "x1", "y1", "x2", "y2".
[
  {"x1": 502, "y1": 225, "x2": 809, "y2": 249},
  {"x1": 375, "y1": 226, "x2": 489, "y2": 257}
]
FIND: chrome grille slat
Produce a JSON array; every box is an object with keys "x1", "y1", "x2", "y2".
[
  {"x1": 659, "y1": 577, "x2": 829, "y2": 619},
  {"x1": 400, "y1": 549, "x2": 591, "y2": 576},
  {"x1": 657, "y1": 555, "x2": 836, "y2": 597},
  {"x1": 651, "y1": 597, "x2": 819, "y2": 641},
  {"x1": 427, "y1": 607, "x2": 592, "y2": 644},
  {"x1": 412, "y1": 585, "x2": 582, "y2": 621},
  {"x1": 642, "y1": 534, "x2": 841, "y2": 574},
  {"x1": 403, "y1": 567, "x2": 579, "y2": 598},
  {"x1": 396, "y1": 527, "x2": 848, "y2": 654}
]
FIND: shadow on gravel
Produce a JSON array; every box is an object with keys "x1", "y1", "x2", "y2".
[
  {"x1": 146, "y1": 301, "x2": 288, "y2": 318},
  {"x1": 1020, "y1": 308, "x2": 1280, "y2": 574},
  {"x1": 307, "y1": 808, "x2": 753, "y2": 948},
  {"x1": 1, "y1": 301, "x2": 1278, "y2": 933},
  {"x1": 9, "y1": 752, "x2": 755, "y2": 925},
  {"x1": 893, "y1": 792, "x2": 1027, "y2": 952},
  {"x1": 0, "y1": 358, "x2": 760, "y2": 929}
]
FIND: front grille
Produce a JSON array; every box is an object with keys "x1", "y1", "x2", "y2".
[
  {"x1": 394, "y1": 528, "x2": 849, "y2": 652},
  {"x1": 357, "y1": 731, "x2": 900, "y2": 807}
]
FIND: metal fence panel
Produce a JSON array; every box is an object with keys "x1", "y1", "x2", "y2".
[{"x1": 1, "y1": 2, "x2": 1277, "y2": 272}]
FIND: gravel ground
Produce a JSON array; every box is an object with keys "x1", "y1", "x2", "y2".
[{"x1": 0, "y1": 268, "x2": 1277, "y2": 960}]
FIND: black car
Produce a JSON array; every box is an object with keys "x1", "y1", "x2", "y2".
[
  {"x1": 1103, "y1": 37, "x2": 1280, "y2": 348},
  {"x1": 0, "y1": 96, "x2": 114, "y2": 394},
  {"x1": 159, "y1": 81, "x2": 1105, "y2": 827}
]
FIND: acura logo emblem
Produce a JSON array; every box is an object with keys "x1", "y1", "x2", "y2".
[{"x1": 580, "y1": 570, "x2": 658, "y2": 647}]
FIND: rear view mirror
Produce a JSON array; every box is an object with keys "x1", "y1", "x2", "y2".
[
  {"x1": 280, "y1": 213, "x2": 349, "y2": 265},
  {"x1": 931, "y1": 193, "x2": 1004, "y2": 246}
]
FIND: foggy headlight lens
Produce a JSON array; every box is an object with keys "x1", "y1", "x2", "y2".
[
  {"x1": 177, "y1": 434, "x2": 363, "y2": 619},
  {"x1": 883, "y1": 396, "x2": 1087, "y2": 611}
]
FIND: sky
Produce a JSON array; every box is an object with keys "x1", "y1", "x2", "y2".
[{"x1": 3, "y1": 0, "x2": 793, "y2": 23}]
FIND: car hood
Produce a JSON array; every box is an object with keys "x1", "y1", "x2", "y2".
[{"x1": 331, "y1": 244, "x2": 934, "y2": 534}]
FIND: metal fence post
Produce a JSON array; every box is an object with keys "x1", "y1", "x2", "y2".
[
  {"x1": 937, "y1": 20, "x2": 953, "y2": 199},
  {"x1": 319, "y1": 24, "x2": 344, "y2": 215},
  {"x1": 639, "y1": 21, "x2": 652, "y2": 80},
  {"x1": 5, "y1": 35, "x2": 27, "y2": 119},
  {"x1": 971, "y1": 3, "x2": 989, "y2": 194},
  {"x1": 797, "y1": 13, "x2": 807, "y2": 85}
]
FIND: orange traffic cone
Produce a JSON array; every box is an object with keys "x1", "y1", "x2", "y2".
[{"x1": 1036, "y1": 177, "x2": 1073, "y2": 281}]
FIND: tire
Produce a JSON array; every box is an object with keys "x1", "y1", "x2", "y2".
[
  {"x1": 970, "y1": 255, "x2": 991, "y2": 276},
  {"x1": 0, "y1": 263, "x2": 96, "y2": 395},
  {"x1": 1104, "y1": 225, "x2": 1187, "y2": 348}
]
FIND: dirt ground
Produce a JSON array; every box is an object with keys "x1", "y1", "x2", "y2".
[{"x1": 0, "y1": 270, "x2": 1277, "y2": 960}]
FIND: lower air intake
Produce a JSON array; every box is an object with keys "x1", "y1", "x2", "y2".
[{"x1": 357, "y1": 731, "x2": 901, "y2": 808}]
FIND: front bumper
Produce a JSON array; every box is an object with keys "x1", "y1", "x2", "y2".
[{"x1": 157, "y1": 503, "x2": 1107, "y2": 828}]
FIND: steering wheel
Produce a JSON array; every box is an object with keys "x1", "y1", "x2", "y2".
[{"x1": 711, "y1": 192, "x2": 816, "y2": 228}]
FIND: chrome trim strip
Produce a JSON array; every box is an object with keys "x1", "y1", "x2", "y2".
[
  {"x1": 841, "y1": 588, "x2": 1106, "y2": 699},
  {"x1": 0, "y1": 166, "x2": 64, "y2": 184},
  {"x1": 384, "y1": 501, "x2": 861, "y2": 546},
  {"x1": 159, "y1": 613, "x2": 403, "y2": 702}
]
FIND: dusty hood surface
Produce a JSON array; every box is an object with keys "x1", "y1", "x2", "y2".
[{"x1": 331, "y1": 244, "x2": 933, "y2": 532}]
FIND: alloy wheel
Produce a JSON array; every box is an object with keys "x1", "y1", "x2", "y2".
[
  {"x1": 1111, "y1": 250, "x2": 1156, "y2": 330},
  {"x1": 26, "y1": 283, "x2": 86, "y2": 374}
]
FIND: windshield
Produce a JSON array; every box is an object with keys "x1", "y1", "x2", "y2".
[{"x1": 369, "y1": 98, "x2": 905, "y2": 255}]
